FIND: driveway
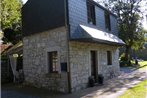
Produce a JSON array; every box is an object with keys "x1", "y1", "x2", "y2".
[{"x1": 2, "y1": 67, "x2": 147, "y2": 98}]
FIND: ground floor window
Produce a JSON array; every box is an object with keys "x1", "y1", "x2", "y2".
[
  {"x1": 107, "y1": 51, "x2": 112, "y2": 65},
  {"x1": 48, "y1": 51, "x2": 58, "y2": 73}
]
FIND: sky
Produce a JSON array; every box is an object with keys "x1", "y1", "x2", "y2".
[
  {"x1": 22, "y1": 0, "x2": 147, "y2": 30},
  {"x1": 140, "y1": 0, "x2": 147, "y2": 30},
  {"x1": 22, "y1": 0, "x2": 28, "y2": 4}
]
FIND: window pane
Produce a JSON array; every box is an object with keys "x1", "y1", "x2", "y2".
[
  {"x1": 87, "y1": 0, "x2": 96, "y2": 25},
  {"x1": 105, "y1": 11, "x2": 111, "y2": 31},
  {"x1": 48, "y1": 51, "x2": 58, "y2": 73}
]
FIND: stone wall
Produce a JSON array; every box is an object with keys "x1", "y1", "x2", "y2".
[
  {"x1": 69, "y1": 41, "x2": 120, "y2": 92},
  {"x1": 23, "y1": 27, "x2": 69, "y2": 92},
  {"x1": 23, "y1": 26, "x2": 121, "y2": 93}
]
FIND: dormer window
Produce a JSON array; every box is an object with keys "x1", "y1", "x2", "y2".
[
  {"x1": 87, "y1": 0, "x2": 96, "y2": 25},
  {"x1": 105, "y1": 11, "x2": 111, "y2": 31}
]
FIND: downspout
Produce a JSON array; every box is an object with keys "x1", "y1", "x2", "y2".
[{"x1": 64, "y1": 0, "x2": 71, "y2": 93}]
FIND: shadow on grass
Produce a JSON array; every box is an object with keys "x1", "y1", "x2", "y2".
[
  {"x1": 120, "y1": 64, "x2": 147, "y2": 73},
  {"x1": 134, "y1": 64, "x2": 147, "y2": 70}
]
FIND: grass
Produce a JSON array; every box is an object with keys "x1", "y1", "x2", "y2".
[
  {"x1": 119, "y1": 80, "x2": 147, "y2": 98},
  {"x1": 130, "y1": 61, "x2": 147, "y2": 70},
  {"x1": 138, "y1": 61, "x2": 147, "y2": 70}
]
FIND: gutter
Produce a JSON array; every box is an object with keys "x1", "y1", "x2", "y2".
[{"x1": 64, "y1": 0, "x2": 71, "y2": 93}]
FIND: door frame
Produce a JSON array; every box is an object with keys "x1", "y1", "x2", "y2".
[{"x1": 90, "y1": 50, "x2": 98, "y2": 83}]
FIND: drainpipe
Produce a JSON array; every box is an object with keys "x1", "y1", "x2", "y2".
[{"x1": 64, "y1": 0, "x2": 71, "y2": 93}]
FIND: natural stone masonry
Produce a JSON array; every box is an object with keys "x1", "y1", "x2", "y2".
[
  {"x1": 69, "y1": 41, "x2": 120, "y2": 92},
  {"x1": 23, "y1": 0, "x2": 121, "y2": 93},
  {"x1": 23, "y1": 28, "x2": 121, "y2": 93},
  {"x1": 23, "y1": 27, "x2": 69, "y2": 92}
]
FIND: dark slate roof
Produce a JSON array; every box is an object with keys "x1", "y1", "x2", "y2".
[
  {"x1": 22, "y1": 0, "x2": 66, "y2": 36},
  {"x1": 70, "y1": 24, "x2": 125, "y2": 46}
]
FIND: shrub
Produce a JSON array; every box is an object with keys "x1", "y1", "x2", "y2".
[{"x1": 119, "y1": 53, "x2": 132, "y2": 66}]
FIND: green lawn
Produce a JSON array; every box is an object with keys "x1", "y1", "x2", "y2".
[
  {"x1": 131, "y1": 61, "x2": 147, "y2": 70},
  {"x1": 138, "y1": 61, "x2": 147, "y2": 70},
  {"x1": 119, "y1": 80, "x2": 147, "y2": 98}
]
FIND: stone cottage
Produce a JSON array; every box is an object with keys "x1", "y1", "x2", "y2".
[{"x1": 22, "y1": 0, "x2": 125, "y2": 93}]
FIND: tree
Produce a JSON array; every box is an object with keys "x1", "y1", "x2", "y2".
[
  {"x1": 96, "y1": 0, "x2": 147, "y2": 62},
  {"x1": 114, "y1": 0, "x2": 147, "y2": 61},
  {"x1": 0, "y1": 0, "x2": 22, "y2": 44}
]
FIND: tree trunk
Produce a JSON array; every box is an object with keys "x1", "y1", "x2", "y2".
[{"x1": 125, "y1": 46, "x2": 131, "y2": 61}]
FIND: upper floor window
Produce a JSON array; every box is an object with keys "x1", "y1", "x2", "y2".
[
  {"x1": 87, "y1": 0, "x2": 96, "y2": 25},
  {"x1": 48, "y1": 51, "x2": 58, "y2": 73},
  {"x1": 107, "y1": 51, "x2": 112, "y2": 65},
  {"x1": 105, "y1": 11, "x2": 111, "y2": 31}
]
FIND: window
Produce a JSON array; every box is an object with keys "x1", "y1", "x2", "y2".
[
  {"x1": 107, "y1": 51, "x2": 112, "y2": 65},
  {"x1": 87, "y1": 0, "x2": 96, "y2": 25},
  {"x1": 48, "y1": 51, "x2": 58, "y2": 73},
  {"x1": 105, "y1": 11, "x2": 111, "y2": 31}
]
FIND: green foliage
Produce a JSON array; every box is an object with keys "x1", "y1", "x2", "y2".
[
  {"x1": 120, "y1": 53, "x2": 127, "y2": 61},
  {"x1": 3, "y1": 28, "x2": 22, "y2": 44},
  {"x1": 119, "y1": 53, "x2": 132, "y2": 66},
  {"x1": 1, "y1": 0, "x2": 22, "y2": 44},
  {"x1": 115, "y1": 1, "x2": 146, "y2": 48},
  {"x1": 1, "y1": 0, "x2": 22, "y2": 29},
  {"x1": 116, "y1": 0, "x2": 147, "y2": 61},
  {"x1": 138, "y1": 61, "x2": 147, "y2": 70},
  {"x1": 97, "y1": 0, "x2": 147, "y2": 61}
]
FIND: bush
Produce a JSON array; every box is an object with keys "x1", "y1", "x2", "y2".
[
  {"x1": 120, "y1": 53, "x2": 127, "y2": 61},
  {"x1": 120, "y1": 61, "x2": 132, "y2": 66},
  {"x1": 119, "y1": 53, "x2": 132, "y2": 66}
]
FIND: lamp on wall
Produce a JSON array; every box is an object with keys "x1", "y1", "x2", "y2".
[{"x1": 13, "y1": 54, "x2": 19, "y2": 58}]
